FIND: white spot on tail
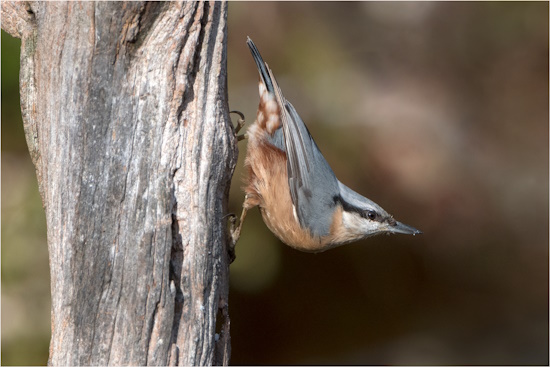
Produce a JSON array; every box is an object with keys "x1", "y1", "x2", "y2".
[
  {"x1": 259, "y1": 81, "x2": 266, "y2": 96},
  {"x1": 292, "y1": 204, "x2": 298, "y2": 223}
]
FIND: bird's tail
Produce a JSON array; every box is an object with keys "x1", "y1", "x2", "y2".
[{"x1": 247, "y1": 37, "x2": 275, "y2": 94}]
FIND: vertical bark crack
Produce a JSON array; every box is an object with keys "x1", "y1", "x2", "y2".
[{"x1": 3, "y1": 1, "x2": 233, "y2": 364}]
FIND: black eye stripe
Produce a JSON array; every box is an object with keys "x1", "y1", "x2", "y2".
[
  {"x1": 333, "y1": 195, "x2": 362, "y2": 215},
  {"x1": 333, "y1": 195, "x2": 379, "y2": 221}
]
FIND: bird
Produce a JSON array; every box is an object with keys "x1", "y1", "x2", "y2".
[{"x1": 229, "y1": 37, "x2": 421, "y2": 255}]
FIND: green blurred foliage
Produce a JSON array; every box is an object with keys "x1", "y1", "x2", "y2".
[
  {"x1": 2, "y1": 30, "x2": 50, "y2": 365},
  {"x1": 2, "y1": 31, "x2": 25, "y2": 153},
  {"x1": 2, "y1": 3, "x2": 548, "y2": 365}
]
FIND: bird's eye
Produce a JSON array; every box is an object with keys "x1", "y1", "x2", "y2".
[{"x1": 367, "y1": 210, "x2": 377, "y2": 220}]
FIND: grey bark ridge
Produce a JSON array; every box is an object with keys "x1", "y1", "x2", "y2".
[{"x1": 1, "y1": 1, "x2": 237, "y2": 365}]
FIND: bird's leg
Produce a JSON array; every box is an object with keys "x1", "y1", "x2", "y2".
[
  {"x1": 227, "y1": 110, "x2": 247, "y2": 263},
  {"x1": 227, "y1": 194, "x2": 255, "y2": 263},
  {"x1": 231, "y1": 206, "x2": 248, "y2": 244},
  {"x1": 228, "y1": 206, "x2": 249, "y2": 263},
  {"x1": 230, "y1": 110, "x2": 247, "y2": 141}
]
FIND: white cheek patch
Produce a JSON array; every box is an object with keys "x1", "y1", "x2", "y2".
[{"x1": 342, "y1": 211, "x2": 381, "y2": 235}]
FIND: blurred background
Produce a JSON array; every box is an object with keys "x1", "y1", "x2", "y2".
[{"x1": 2, "y1": 2, "x2": 548, "y2": 365}]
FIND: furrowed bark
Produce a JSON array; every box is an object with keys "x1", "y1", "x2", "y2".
[{"x1": 1, "y1": 1, "x2": 236, "y2": 365}]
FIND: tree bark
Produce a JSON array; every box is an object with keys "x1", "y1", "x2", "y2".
[{"x1": 1, "y1": 1, "x2": 236, "y2": 365}]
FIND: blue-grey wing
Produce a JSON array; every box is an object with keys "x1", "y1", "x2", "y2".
[
  {"x1": 268, "y1": 69, "x2": 340, "y2": 236},
  {"x1": 247, "y1": 37, "x2": 340, "y2": 236}
]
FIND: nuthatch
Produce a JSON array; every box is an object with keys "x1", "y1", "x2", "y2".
[{"x1": 230, "y1": 37, "x2": 421, "y2": 254}]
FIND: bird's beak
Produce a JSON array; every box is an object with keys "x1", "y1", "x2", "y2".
[{"x1": 388, "y1": 220, "x2": 423, "y2": 236}]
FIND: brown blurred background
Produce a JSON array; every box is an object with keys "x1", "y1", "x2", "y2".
[{"x1": 2, "y1": 2, "x2": 548, "y2": 365}]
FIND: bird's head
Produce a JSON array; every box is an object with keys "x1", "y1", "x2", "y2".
[{"x1": 334, "y1": 181, "x2": 422, "y2": 242}]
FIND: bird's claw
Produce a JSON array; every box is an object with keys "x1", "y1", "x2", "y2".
[{"x1": 230, "y1": 110, "x2": 247, "y2": 141}]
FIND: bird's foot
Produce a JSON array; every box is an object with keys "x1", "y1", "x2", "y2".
[{"x1": 230, "y1": 110, "x2": 247, "y2": 141}]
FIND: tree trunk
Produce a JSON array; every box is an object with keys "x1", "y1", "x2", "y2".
[{"x1": 1, "y1": 1, "x2": 236, "y2": 365}]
